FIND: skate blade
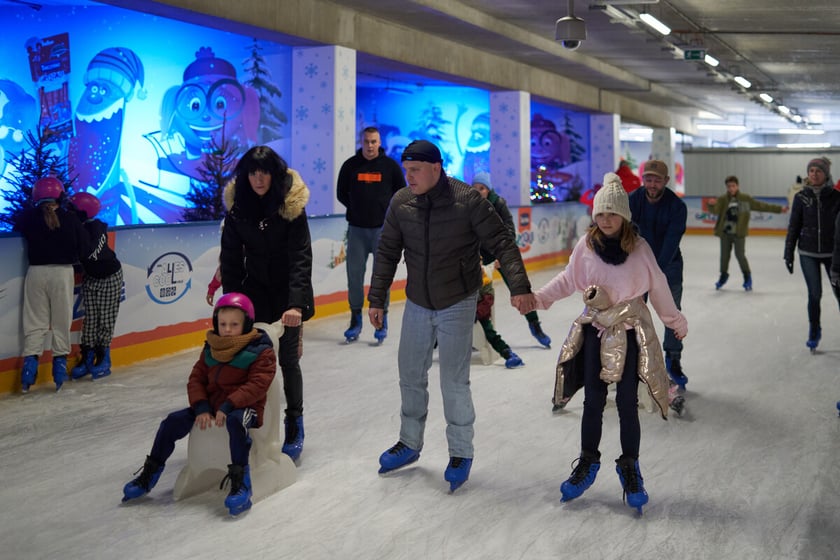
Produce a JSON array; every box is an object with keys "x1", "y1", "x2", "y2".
[
  {"x1": 448, "y1": 480, "x2": 467, "y2": 493},
  {"x1": 227, "y1": 501, "x2": 252, "y2": 517},
  {"x1": 378, "y1": 456, "x2": 420, "y2": 475}
]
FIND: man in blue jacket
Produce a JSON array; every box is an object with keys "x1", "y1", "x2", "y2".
[{"x1": 629, "y1": 159, "x2": 688, "y2": 390}]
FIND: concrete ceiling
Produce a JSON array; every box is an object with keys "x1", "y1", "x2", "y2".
[{"x1": 334, "y1": 0, "x2": 840, "y2": 146}]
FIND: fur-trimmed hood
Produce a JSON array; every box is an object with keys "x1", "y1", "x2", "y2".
[{"x1": 223, "y1": 168, "x2": 310, "y2": 222}]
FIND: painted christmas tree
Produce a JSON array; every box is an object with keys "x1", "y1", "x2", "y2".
[
  {"x1": 243, "y1": 38, "x2": 287, "y2": 143},
  {"x1": 564, "y1": 113, "x2": 586, "y2": 163},
  {"x1": 182, "y1": 125, "x2": 240, "y2": 221},
  {"x1": 0, "y1": 126, "x2": 75, "y2": 231}
]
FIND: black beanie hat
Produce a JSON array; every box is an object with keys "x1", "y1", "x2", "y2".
[{"x1": 401, "y1": 140, "x2": 442, "y2": 164}]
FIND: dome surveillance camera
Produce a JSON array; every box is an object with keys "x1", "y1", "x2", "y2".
[
  {"x1": 555, "y1": 15, "x2": 586, "y2": 49},
  {"x1": 562, "y1": 39, "x2": 581, "y2": 50}
]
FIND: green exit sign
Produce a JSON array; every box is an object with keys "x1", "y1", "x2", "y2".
[{"x1": 684, "y1": 49, "x2": 706, "y2": 60}]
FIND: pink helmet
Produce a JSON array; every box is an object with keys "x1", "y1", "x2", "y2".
[
  {"x1": 69, "y1": 192, "x2": 101, "y2": 220},
  {"x1": 32, "y1": 177, "x2": 65, "y2": 203},
  {"x1": 213, "y1": 292, "x2": 255, "y2": 332}
]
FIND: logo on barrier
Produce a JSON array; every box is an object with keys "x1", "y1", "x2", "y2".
[
  {"x1": 517, "y1": 207, "x2": 533, "y2": 253},
  {"x1": 146, "y1": 251, "x2": 192, "y2": 304}
]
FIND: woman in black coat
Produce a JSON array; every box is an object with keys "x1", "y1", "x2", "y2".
[{"x1": 220, "y1": 146, "x2": 314, "y2": 461}]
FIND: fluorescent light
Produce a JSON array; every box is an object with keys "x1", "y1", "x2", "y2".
[
  {"x1": 626, "y1": 127, "x2": 653, "y2": 134},
  {"x1": 696, "y1": 123, "x2": 747, "y2": 131},
  {"x1": 778, "y1": 105, "x2": 790, "y2": 114},
  {"x1": 697, "y1": 110, "x2": 723, "y2": 120},
  {"x1": 759, "y1": 93, "x2": 773, "y2": 103},
  {"x1": 733, "y1": 76, "x2": 752, "y2": 89},
  {"x1": 777, "y1": 142, "x2": 831, "y2": 149},
  {"x1": 639, "y1": 13, "x2": 671, "y2": 35},
  {"x1": 704, "y1": 54, "x2": 719, "y2": 67},
  {"x1": 778, "y1": 128, "x2": 824, "y2": 135},
  {"x1": 791, "y1": 115, "x2": 803, "y2": 123}
]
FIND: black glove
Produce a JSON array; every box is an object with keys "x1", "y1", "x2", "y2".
[
  {"x1": 785, "y1": 259, "x2": 794, "y2": 274},
  {"x1": 831, "y1": 270, "x2": 840, "y2": 288}
]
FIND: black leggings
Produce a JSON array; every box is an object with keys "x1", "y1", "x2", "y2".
[
  {"x1": 278, "y1": 325, "x2": 303, "y2": 417},
  {"x1": 580, "y1": 324, "x2": 641, "y2": 459}
]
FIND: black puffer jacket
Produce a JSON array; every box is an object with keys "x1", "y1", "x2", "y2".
[
  {"x1": 221, "y1": 169, "x2": 315, "y2": 323},
  {"x1": 369, "y1": 171, "x2": 530, "y2": 311},
  {"x1": 784, "y1": 184, "x2": 840, "y2": 260}
]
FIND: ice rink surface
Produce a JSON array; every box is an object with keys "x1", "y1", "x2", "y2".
[{"x1": 2, "y1": 235, "x2": 838, "y2": 560}]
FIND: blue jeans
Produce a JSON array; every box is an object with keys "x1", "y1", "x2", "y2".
[
  {"x1": 150, "y1": 407, "x2": 257, "y2": 466},
  {"x1": 397, "y1": 294, "x2": 478, "y2": 458},
  {"x1": 662, "y1": 263, "x2": 683, "y2": 361},
  {"x1": 346, "y1": 225, "x2": 388, "y2": 312},
  {"x1": 799, "y1": 254, "x2": 836, "y2": 326}
]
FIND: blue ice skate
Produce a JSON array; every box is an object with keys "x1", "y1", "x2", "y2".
[
  {"x1": 122, "y1": 456, "x2": 164, "y2": 502},
  {"x1": 378, "y1": 441, "x2": 420, "y2": 474},
  {"x1": 528, "y1": 321, "x2": 551, "y2": 348},
  {"x1": 715, "y1": 273, "x2": 729, "y2": 290},
  {"x1": 807, "y1": 325, "x2": 821, "y2": 353},
  {"x1": 374, "y1": 314, "x2": 388, "y2": 344},
  {"x1": 444, "y1": 457, "x2": 472, "y2": 492},
  {"x1": 665, "y1": 357, "x2": 688, "y2": 392},
  {"x1": 616, "y1": 456, "x2": 648, "y2": 515},
  {"x1": 742, "y1": 274, "x2": 752, "y2": 291},
  {"x1": 282, "y1": 415, "x2": 304, "y2": 462},
  {"x1": 504, "y1": 351, "x2": 524, "y2": 369},
  {"x1": 52, "y1": 355, "x2": 67, "y2": 392},
  {"x1": 221, "y1": 464, "x2": 252, "y2": 517},
  {"x1": 20, "y1": 355, "x2": 38, "y2": 393},
  {"x1": 560, "y1": 452, "x2": 600, "y2": 502},
  {"x1": 344, "y1": 311, "x2": 363, "y2": 343}
]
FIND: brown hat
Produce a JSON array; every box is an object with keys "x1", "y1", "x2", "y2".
[{"x1": 642, "y1": 160, "x2": 669, "y2": 178}]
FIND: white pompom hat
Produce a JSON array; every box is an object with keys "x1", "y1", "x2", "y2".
[{"x1": 592, "y1": 172, "x2": 631, "y2": 222}]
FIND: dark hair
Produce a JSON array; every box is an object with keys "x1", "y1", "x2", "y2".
[
  {"x1": 362, "y1": 126, "x2": 380, "y2": 135},
  {"x1": 725, "y1": 175, "x2": 739, "y2": 185},
  {"x1": 233, "y1": 146, "x2": 291, "y2": 215}
]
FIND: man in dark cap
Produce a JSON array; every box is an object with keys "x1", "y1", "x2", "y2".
[
  {"x1": 368, "y1": 139, "x2": 534, "y2": 492},
  {"x1": 629, "y1": 159, "x2": 689, "y2": 391}
]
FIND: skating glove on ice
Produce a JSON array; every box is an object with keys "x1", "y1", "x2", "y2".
[{"x1": 785, "y1": 259, "x2": 794, "y2": 274}]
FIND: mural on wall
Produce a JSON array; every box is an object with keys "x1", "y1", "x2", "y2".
[
  {"x1": 357, "y1": 86, "x2": 490, "y2": 183},
  {"x1": 529, "y1": 102, "x2": 590, "y2": 204},
  {"x1": 0, "y1": 4, "x2": 292, "y2": 230}
]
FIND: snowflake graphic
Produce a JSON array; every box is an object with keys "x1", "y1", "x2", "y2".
[
  {"x1": 304, "y1": 63, "x2": 318, "y2": 78},
  {"x1": 313, "y1": 158, "x2": 327, "y2": 173},
  {"x1": 499, "y1": 103, "x2": 509, "y2": 113},
  {"x1": 505, "y1": 168, "x2": 516, "y2": 178},
  {"x1": 295, "y1": 106, "x2": 309, "y2": 121},
  {"x1": 492, "y1": 132, "x2": 503, "y2": 142},
  {"x1": 338, "y1": 108, "x2": 345, "y2": 121},
  {"x1": 322, "y1": 103, "x2": 332, "y2": 115}
]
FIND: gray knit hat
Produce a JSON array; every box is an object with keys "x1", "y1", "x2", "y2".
[
  {"x1": 592, "y1": 173, "x2": 631, "y2": 222},
  {"x1": 807, "y1": 157, "x2": 832, "y2": 184}
]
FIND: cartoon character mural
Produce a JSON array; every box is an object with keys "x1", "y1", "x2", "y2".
[
  {"x1": 151, "y1": 47, "x2": 259, "y2": 182},
  {"x1": 68, "y1": 47, "x2": 147, "y2": 225},
  {"x1": 455, "y1": 109, "x2": 490, "y2": 185},
  {"x1": 0, "y1": 79, "x2": 38, "y2": 177},
  {"x1": 531, "y1": 114, "x2": 573, "y2": 202}
]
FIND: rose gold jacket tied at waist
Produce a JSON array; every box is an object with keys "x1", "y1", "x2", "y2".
[{"x1": 554, "y1": 285, "x2": 671, "y2": 419}]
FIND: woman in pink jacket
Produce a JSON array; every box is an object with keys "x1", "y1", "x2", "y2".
[{"x1": 529, "y1": 173, "x2": 687, "y2": 514}]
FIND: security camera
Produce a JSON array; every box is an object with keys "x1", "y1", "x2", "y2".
[{"x1": 555, "y1": 15, "x2": 586, "y2": 50}]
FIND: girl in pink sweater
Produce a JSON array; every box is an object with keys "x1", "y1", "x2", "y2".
[{"x1": 530, "y1": 173, "x2": 687, "y2": 514}]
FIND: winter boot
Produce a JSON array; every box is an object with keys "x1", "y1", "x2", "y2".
[
  {"x1": 52, "y1": 355, "x2": 68, "y2": 392},
  {"x1": 560, "y1": 451, "x2": 600, "y2": 502},
  {"x1": 615, "y1": 455, "x2": 649, "y2": 514},
  {"x1": 20, "y1": 355, "x2": 38, "y2": 393},
  {"x1": 444, "y1": 457, "x2": 473, "y2": 492},
  {"x1": 715, "y1": 272, "x2": 729, "y2": 290},
  {"x1": 343, "y1": 310, "x2": 363, "y2": 342},
  {"x1": 89, "y1": 346, "x2": 112, "y2": 379},
  {"x1": 742, "y1": 274, "x2": 752, "y2": 291},
  {"x1": 71, "y1": 346, "x2": 95, "y2": 379},
  {"x1": 665, "y1": 357, "x2": 688, "y2": 391},
  {"x1": 501, "y1": 349, "x2": 524, "y2": 369},
  {"x1": 374, "y1": 313, "x2": 388, "y2": 344},
  {"x1": 282, "y1": 415, "x2": 304, "y2": 462},
  {"x1": 122, "y1": 456, "x2": 164, "y2": 502},
  {"x1": 221, "y1": 464, "x2": 252, "y2": 516},
  {"x1": 807, "y1": 324, "x2": 821, "y2": 352},
  {"x1": 528, "y1": 320, "x2": 552, "y2": 348},
  {"x1": 378, "y1": 441, "x2": 421, "y2": 474}
]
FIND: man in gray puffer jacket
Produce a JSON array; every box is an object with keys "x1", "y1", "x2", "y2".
[{"x1": 368, "y1": 139, "x2": 534, "y2": 491}]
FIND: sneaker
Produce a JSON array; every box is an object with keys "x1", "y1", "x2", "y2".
[
  {"x1": 560, "y1": 452, "x2": 600, "y2": 502},
  {"x1": 378, "y1": 441, "x2": 420, "y2": 474},
  {"x1": 615, "y1": 456, "x2": 648, "y2": 513},
  {"x1": 220, "y1": 464, "x2": 252, "y2": 516},
  {"x1": 665, "y1": 357, "x2": 688, "y2": 391},
  {"x1": 444, "y1": 457, "x2": 473, "y2": 492},
  {"x1": 122, "y1": 456, "x2": 164, "y2": 502},
  {"x1": 504, "y1": 351, "x2": 524, "y2": 369},
  {"x1": 528, "y1": 321, "x2": 551, "y2": 348}
]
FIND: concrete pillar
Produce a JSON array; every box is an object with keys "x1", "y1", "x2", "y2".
[
  {"x1": 489, "y1": 90, "x2": 531, "y2": 206},
  {"x1": 589, "y1": 113, "x2": 620, "y2": 185},
  {"x1": 291, "y1": 45, "x2": 356, "y2": 215}
]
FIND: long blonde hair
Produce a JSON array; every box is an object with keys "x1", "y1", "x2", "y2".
[
  {"x1": 586, "y1": 218, "x2": 637, "y2": 254},
  {"x1": 40, "y1": 201, "x2": 60, "y2": 231}
]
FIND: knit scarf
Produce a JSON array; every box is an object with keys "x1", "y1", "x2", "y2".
[
  {"x1": 593, "y1": 236, "x2": 629, "y2": 265},
  {"x1": 205, "y1": 329, "x2": 258, "y2": 363}
]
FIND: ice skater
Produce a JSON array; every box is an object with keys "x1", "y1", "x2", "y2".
[
  {"x1": 524, "y1": 173, "x2": 687, "y2": 514},
  {"x1": 121, "y1": 293, "x2": 275, "y2": 516},
  {"x1": 68, "y1": 192, "x2": 123, "y2": 380},
  {"x1": 14, "y1": 177, "x2": 90, "y2": 393},
  {"x1": 476, "y1": 265, "x2": 523, "y2": 369}
]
